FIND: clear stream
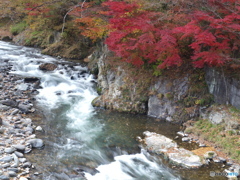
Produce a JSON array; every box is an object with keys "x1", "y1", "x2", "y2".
[{"x1": 0, "y1": 41, "x2": 226, "y2": 180}]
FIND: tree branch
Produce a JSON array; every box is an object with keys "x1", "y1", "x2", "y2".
[{"x1": 61, "y1": 0, "x2": 86, "y2": 34}]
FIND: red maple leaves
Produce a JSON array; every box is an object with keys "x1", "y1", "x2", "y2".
[{"x1": 103, "y1": 0, "x2": 240, "y2": 69}]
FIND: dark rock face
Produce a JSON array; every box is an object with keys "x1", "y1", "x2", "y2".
[
  {"x1": 39, "y1": 63, "x2": 57, "y2": 71},
  {"x1": 148, "y1": 75, "x2": 189, "y2": 121},
  {"x1": 205, "y1": 68, "x2": 240, "y2": 109}
]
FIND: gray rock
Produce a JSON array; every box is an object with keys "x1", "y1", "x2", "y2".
[
  {"x1": 4, "y1": 148, "x2": 15, "y2": 154},
  {"x1": 7, "y1": 168, "x2": 18, "y2": 173},
  {"x1": 0, "y1": 175, "x2": 9, "y2": 180},
  {"x1": 0, "y1": 156, "x2": 13, "y2": 163},
  {"x1": 14, "y1": 151, "x2": 24, "y2": 158},
  {"x1": 1, "y1": 100, "x2": 18, "y2": 108},
  {"x1": 35, "y1": 126, "x2": 43, "y2": 131},
  {"x1": 0, "y1": 104, "x2": 10, "y2": 111},
  {"x1": 12, "y1": 154, "x2": 19, "y2": 167},
  {"x1": 26, "y1": 139, "x2": 44, "y2": 148},
  {"x1": 10, "y1": 109, "x2": 19, "y2": 115},
  {"x1": 24, "y1": 147, "x2": 31, "y2": 154},
  {"x1": 141, "y1": 131, "x2": 203, "y2": 168},
  {"x1": 182, "y1": 137, "x2": 191, "y2": 142},
  {"x1": 219, "y1": 157, "x2": 227, "y2": 162},
  {"x1": 8, "y1": 171, "x2": 17, "y2": 177},
  {"x1": 18, "y1": 103, "x2": 32, "y2": 113},
  {"x1": 10, "y1": 163, "x2": 18, "y2": 168},
  {"x1": 16, "y1": 83, "x2": 28, "y2": 91},
  {"x1": 19, "y1": 158, "x2": 27, "y2": 163},
  {"x1": 12, "y1": 144, "x2": 25, "y2": 151},
  {"x1": 25, "y1": 127, "x2": 33, "y2": 134},
  {"x1": 2, "y1": 163, "x2": 10, "y2": 168},
  {"x1": 19, "y1": 177, "x2": 28, "y2": 180},
  {"x1": 22, "y1": 162, "x2": 31, "y2": 168}
]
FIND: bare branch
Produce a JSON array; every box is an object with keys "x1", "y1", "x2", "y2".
[{"x1": 61, "y1": 0, "x2": 86, "y2": 34}]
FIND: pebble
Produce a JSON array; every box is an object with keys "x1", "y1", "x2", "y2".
[
  {"x1": 4, "y1": 147, "x2": 15, "y2": 154},
  {"x1": 0, "y1": 156, "x2": 13, "y2": 163},
  {"x1": 2, "y1": 164, "x2": 10, "y2": 168},
  {"x1": 12, "y1": 144, "x2": 25, "y2": 151},
  {"x1": 182, "y1": 137, "x2": 190, "y2": 142},
  {"x1": 22, "y1": 162, "x2": 31, "y2": 168},
  {"x1": 8, "y1": 171, "x2": 17, "y2": 177},
  {"x1": 14, "y1": 151, "x2": 24, "y2": 158},
  {"x1": 35, "y1": 126, "x2": 43, "y2": 131},
  {"x1": 19, "y1": 177, "x2": 28, "y2": 180},
  {"x1": 0, "y1": 175, "x2": 9, "y2": 180}
]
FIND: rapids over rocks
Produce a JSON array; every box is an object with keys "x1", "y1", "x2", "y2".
[{"x1": 0, "y1": 41, "x2": 227, "y2": 180}]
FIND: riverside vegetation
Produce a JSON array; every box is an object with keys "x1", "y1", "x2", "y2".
[{"x1": 0, "y1": 0, "x2": 240, "y2": 177}]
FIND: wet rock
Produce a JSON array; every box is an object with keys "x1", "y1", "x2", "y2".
[
  {"x1": 26, "y1": 139, "x2": 44, "y2": 148},
  {"x1": 141, "y1": 131, "x2": 203, "y2": 168},
  {"x1": 24, "y1": 77, "x2": 39, "y2": 83},
  {"x1": 39, "y1": 63, "x2": 57, "y2": 71}
]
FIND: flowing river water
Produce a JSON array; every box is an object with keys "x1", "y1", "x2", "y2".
[{"x1": 0, "y1": 41, "x2": 227, "y2": 180}]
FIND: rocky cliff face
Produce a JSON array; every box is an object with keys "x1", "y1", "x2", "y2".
[
  {"x1": 89, "y1": 46, "x2": 213, "y2": 122},
  {"x1": 90, "y1": 45, "x2": 148, "y2": 113},
  {"x1": 147, "y1": 74, "x2": 189, "y2": 121},
  {"x1": 205, "y1": 67, "x2": 240, "y2": 108}
]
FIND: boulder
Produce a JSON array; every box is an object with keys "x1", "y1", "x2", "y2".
[
  {"x1": 39, "y1": 63, "x2": 57, "y2": 71},
  {"x1": 26, "y1": 139, "x2": 44, "y2": 148},
  {"x1": 140, "y1": 131, "x2": 203, "y2": 168}
]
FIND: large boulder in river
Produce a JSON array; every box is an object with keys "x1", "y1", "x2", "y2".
[
  {"x1": 139, "y1": 131, "x2": 204, "y2": 168},
  {"x1": 39, "y1": 63, "x2": 57, "y2": 71}
]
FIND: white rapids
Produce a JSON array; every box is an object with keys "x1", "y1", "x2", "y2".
[{"x1": 0, "y1": 41, "x2": 181, "y2": 180}]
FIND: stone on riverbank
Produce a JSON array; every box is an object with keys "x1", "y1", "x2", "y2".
[
  {"x1": 26, "y1": 139, "x2": 44, "y2": 148},
  {"x1": 139, "y1": 131, "x2": 203, "y2": 168}
]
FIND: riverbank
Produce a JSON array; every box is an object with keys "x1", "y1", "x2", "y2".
[{"x1": 0, "y1": 58, "x2": 44, "y2": 179}]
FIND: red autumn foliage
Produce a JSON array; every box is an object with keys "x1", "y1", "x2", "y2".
[{"x1": 103, "y1": 0, "x2": 240, "y2": 69}]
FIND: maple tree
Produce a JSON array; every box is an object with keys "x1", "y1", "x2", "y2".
[{"x1": 102, "y1": 0, "x2": 240, "y2": 69}]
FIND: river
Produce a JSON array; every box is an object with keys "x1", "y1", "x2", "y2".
[{"x1": 0, "y1": 41, "x2": 226, "y2": 180}]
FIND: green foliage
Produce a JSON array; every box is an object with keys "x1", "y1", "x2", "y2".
[
  {"x1": 10, "y1": 21, "x2": 27, "y2": 35},
  {"x1": 186, "y1": 118, "x2": 240, "y2": 162}
]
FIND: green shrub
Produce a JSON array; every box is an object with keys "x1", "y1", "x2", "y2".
[{"x1": 10, "y1": 21, "x2": 27, "y2": 35}]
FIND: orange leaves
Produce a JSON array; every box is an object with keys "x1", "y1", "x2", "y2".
[{"x1": 75, "y1": 16, "x2": 108, "y2": 42}]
